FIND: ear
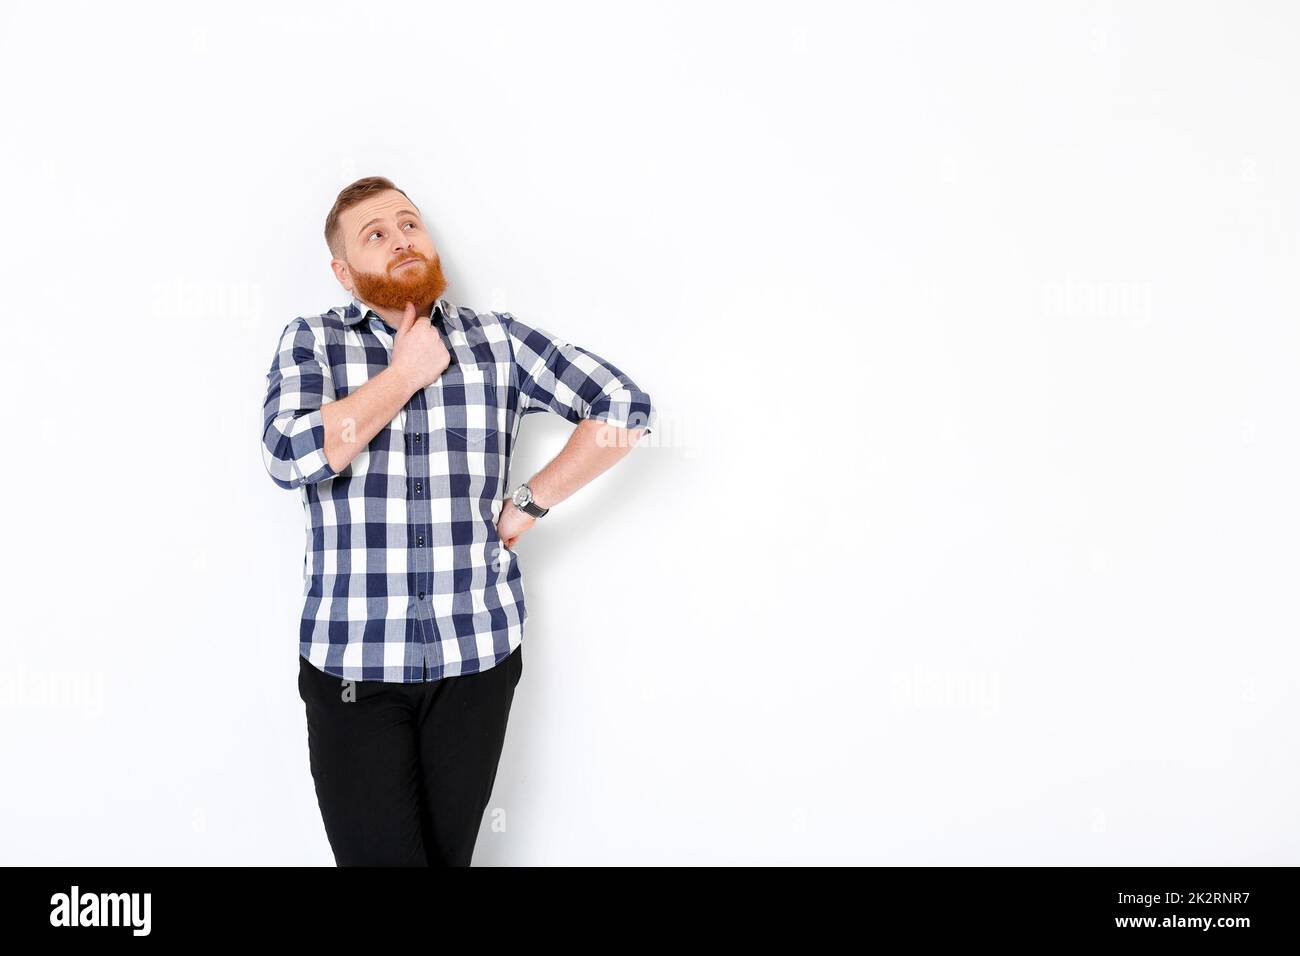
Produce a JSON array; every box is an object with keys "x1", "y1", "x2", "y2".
[{"x1": 329, "y1": 257, "x2": 352, "y2": 292}]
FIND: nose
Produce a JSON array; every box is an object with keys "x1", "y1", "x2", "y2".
[{"x1": 391, "y1": 241, "x2": 416, "y2": 266}]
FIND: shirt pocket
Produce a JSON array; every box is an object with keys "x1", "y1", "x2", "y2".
[{"x1": 441, "y1": 360, "x2": 500, "y2": 446}]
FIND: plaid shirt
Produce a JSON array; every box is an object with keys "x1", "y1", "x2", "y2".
[{"x1": 261, "y1": 294, "x2": 654, "y2": 682}]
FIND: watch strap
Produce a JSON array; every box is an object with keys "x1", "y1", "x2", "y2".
[{"x1": 518, "y1": 499, "x2": 548, "y2": 518}]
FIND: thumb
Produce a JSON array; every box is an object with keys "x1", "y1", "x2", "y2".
[{"x1": 396, "y1": 301, "x2": 417, "y2": 336}]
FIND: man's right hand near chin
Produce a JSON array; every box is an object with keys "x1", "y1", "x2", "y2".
[{"x1": 389, "y1": 301, "x2": 451, "y2": 393}]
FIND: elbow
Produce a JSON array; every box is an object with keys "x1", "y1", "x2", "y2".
[
  {"x1": 261, "y1": 412, "x2": 337, "y2": 490},
  {"x1": 261, "y1": 431, "x2": 307, "y2": 490},
  {"x1": 587, "y1": 387, "x2": 655, "y2": 438}
]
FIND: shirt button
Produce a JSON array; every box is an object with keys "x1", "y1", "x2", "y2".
[
  {"x1": 415, "y1": 482, "x2": 422, "y2": 493},
  {"x1": 418, "y1": 591, "x2": 425, "y2": 599},
  {"x1": 417, "y1": 536, "x2": 424, "y2": 546},
  {"x1": 414, "y1": 434, "x2": 421, "y2": 443}
]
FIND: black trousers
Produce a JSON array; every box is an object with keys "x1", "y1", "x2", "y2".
[{"x1": 297, "y1": 644, "x2": 522, "y2": 866}]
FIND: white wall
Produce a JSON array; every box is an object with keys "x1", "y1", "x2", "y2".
[{"x1": 1, "y1": 0, "x2": 1296, "y2": 864}]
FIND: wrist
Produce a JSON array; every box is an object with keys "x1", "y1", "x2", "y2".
[
  {"x1": 509, "y1": 481, "x2": 550, "y2": 518},
  {"x1": 386, "y1": 363, "x2": 421, "y2": 397}
]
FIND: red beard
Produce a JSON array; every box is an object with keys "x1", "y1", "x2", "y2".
[{"x1": 350, "y1": 250, "x2": 448, "y2": 311}]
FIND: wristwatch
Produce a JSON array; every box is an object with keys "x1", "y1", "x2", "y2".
[{"x1": 510, "y1": 482, "x2": 549, "y2": 518}]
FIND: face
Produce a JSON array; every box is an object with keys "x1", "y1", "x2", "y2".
[{"x1": 332, "y1": 189, "x2": 447, "y2": 312}]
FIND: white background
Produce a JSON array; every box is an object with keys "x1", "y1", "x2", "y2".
[{"x1": 1, "y1": 0, "x2": 1296, "y2": 865}]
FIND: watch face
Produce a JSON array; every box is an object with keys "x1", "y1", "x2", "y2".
[{"x1": 512, "y1": 486, "x2": 530, "y2": 507}]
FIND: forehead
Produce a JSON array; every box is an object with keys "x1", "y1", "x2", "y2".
[{"x1": 343, "y1": 190, "x2": 421, "y2": 232}]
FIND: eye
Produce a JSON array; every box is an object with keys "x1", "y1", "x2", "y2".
[
  {"x1": 369, "y1": 230, "x2": 382, "y2": 240},
  {"x1": 402, "y1": 221, "x2": 416, "y2": 230}
]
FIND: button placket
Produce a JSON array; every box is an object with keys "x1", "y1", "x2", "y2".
[{"x1": 404, "y1": 387, "x2": 439, "y2": 676}]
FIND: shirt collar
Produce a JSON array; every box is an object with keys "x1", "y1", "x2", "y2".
[{"x1": 340, "y1": 293, "x2": 457, "y2": 329}]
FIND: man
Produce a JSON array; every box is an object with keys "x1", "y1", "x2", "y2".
[{"x1": 260, "y1": 176, "x2": 654, "y2": 866}]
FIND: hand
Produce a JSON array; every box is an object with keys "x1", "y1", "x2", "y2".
[
  {"x1": 496, "y1": 498, "x2": 536, "y2": 549},
  {"x1": 390, "y1": 301, "x2": 450, "y2": 392}
]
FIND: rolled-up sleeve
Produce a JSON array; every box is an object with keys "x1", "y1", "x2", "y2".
[
  {"x1": 501, "y1": 312, "x2": 655, "y2": 436},
  {"x1": 261, "y1": 318, "x2": 339, "y2": 489}
]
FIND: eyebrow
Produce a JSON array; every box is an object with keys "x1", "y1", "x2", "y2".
[{"x1": 355, "y1": 208, "x2": 421, "y2": 240}]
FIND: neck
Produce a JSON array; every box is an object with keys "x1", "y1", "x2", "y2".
[{"x1": 358, "y1": 295, "x2": 436, "y2": 330}]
